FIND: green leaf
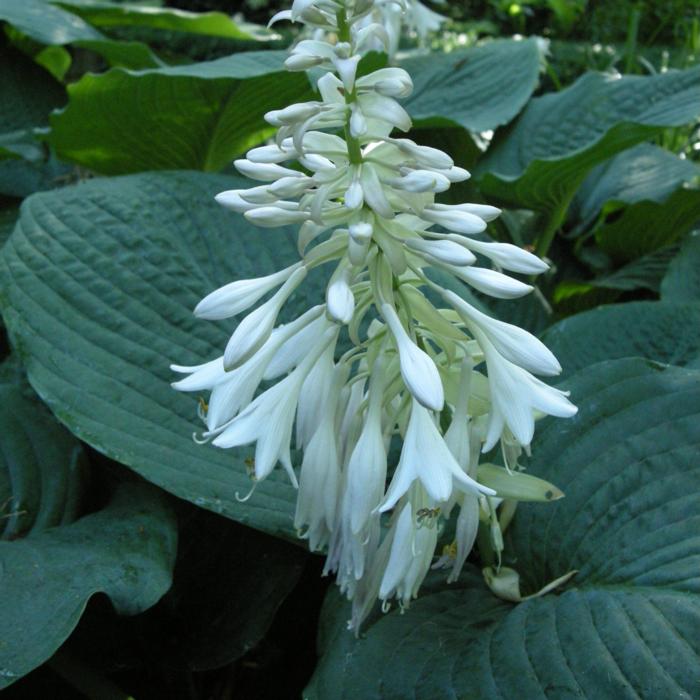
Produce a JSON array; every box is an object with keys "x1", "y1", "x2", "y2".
[
  {"x1": 48, "y1": 40, "x2": 541, "y2": 176},
  {"x1": 595, "y1": 185, "x2": 700, "y2": 262},
  {"x1": 477, "y1": 66, "x2": 700, "y2": 211},
  {"x1": 48, "y1": 52, "x2": 313, "y2": 173},
  {"x1": 0, "y1": 171, "x2": 309, "y2": 536},
  {"x1": 0, "y1": 44, "x2": 65, "y2": 159},
  {"x1": 167, "y1": 508, "x2": 307, "y2": 670},
  {"x1": 552, "y1": 244, "x2": 681, "y2": 313},
  {"x1": 306, "y1": 359, "x2": 700, "y2": 700},
  {"x1": 541, "y1": 301, "x2": 700, "y2": 378},
  {"x1": 0, "y1": 156, "x2": 73, "y2": 199},
  {"x1": 661, "y1": 232, "x2": 700, "y2": 303},
  {"x1": 0, "y1": 482, "x2": 177, "y2": 689},
  {"x1": 51, "y1": 0, "x2": 255, "y2": 40},
  {"x1": 402, "y1": 38, "x2": 542, "y2": 132},
  {"x1": 0, "y1": 363, "x2": 87, "y2": 540},
  {"x1": 0, "y1": 0, "x2": 162, "y2": 69},
  {"x1": 570, "y1": 143, "x2": 700, "y2": 236}
]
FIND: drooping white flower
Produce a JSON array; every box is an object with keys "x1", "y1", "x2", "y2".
[
  {"x1": 381, "y1": 303, "x2": 444, "y2": 411},
  {"x1": 380, "y1": 399, "x2": 494, "y2": 512},
  {"x1": 193, "y1": 263, "x2": 302, "y2": 320},
  {"x1": 213, "y1": 326, "x2": 338, "y2": 483},
  {"x1": 479, "y1": 335, "x2": 578, "y2": 451},
  {"x1": 443, "y1": 290, "x2": 562, "y2": 376},
  {"x1": 223, "y1": 266, "x2": 307, "y2": 369}
]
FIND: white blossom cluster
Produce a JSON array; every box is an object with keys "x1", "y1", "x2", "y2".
[{"x1": 172, "y1": 0, "x2": 576, "y2": 633}]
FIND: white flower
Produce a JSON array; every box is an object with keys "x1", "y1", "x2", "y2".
[
  {"x1": 443, "y1": 290, "x2": 562, "y2": 376},
  {"x1": 295, "y1": 365, "x2": 343, "y2": 551},
  {"x1": 224, "y1": 266, "x2": 307, "y2": 370},
  {"x1": 326, "y1": 267, "x2": 355, "y2": 324},
  {"x1": 213, "y1": 326, "x2": 337, "y2": 482},
  {"x1": 380, "y1": 400, "x2": 494, "y2": 512},
  {"x1": 381, "y1": 303, "x2": 444, "y2": 411},
  {"x1": 480, "y1": 336, "x2": 578, "y2": 451},
  {"x1": 193, "y1": 263, "x2": 301, "y2": 320}
]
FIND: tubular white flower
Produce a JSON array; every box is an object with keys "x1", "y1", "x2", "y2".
[
  {"x1": 213, "y1": 326, "x2": 337, "y2": 482},
  {"x1": 405, "y1": 238, "x2": 476, "y2": 266},
  {"x1": 224, "y1": 266, "x2": 307, "y2": 370},
  {"x1": 443, "y1": 290, "x2": 562, "y2": 376},
  {"x1": 380, "y1": 400, "x2": 494, "y2": 512},
  {"x1": 326, "y1": 267, "x2": 355, "y2": 324},
  {"x1": 420, "y1": 205, "x2": 488, "y2": 235},
  {"x1": 446, "y1": 264, "x2": 533, "y2": 299},
  {"x1": 480, "y1": 336, "x2": 578, "y2": 451},
  {"x1": 381, "y1": 303, "x2": 444, "y2": 411},
  {"x1": 194, "y1": 263, "x2": 301, "y2": 320}
]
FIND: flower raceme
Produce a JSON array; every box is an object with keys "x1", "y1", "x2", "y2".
[{"x1": 172, "y1": 0, "x2": 577, "y2": 632}]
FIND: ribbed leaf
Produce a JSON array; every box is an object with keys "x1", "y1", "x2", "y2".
[
  {"x1": 541, "y1": 301, "x2": 700, "y2": 378},
  {"x1": 477, "y1": 66, "x2": 700, "y2": 211},
  {"x1": 306, "y1": 359, "x2": 700, "y2": 700},
  {"x1": 0, "y1": 171, "x2": 311, "y2": 536},
  {"x1": 403, "y1": 38, "x2": 541, "y2": 131},
  {"x1": 662, "y1": 232, "x2": 700, "y2": 302},
  {"x1": 0, "y1": 483, "x2": 177, "y2": 689},
  {"x1": 48, "y1": 52, "x2": 312, "y2": 173}
]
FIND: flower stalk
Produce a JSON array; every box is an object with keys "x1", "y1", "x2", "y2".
[{"x1": 172, "y1": 0, "x2": 577, "y2": 633}]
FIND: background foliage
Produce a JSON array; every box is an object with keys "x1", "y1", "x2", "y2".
[{"x1": 0, "y1": 0, "x2": 699, "y2": 698}]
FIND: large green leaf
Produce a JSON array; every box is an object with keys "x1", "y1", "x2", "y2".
[
  {"x1": 0, "y1": 170, "x2": 309, "y2": 536},
  {"x1": 48, "y1": 39, "x2": 540, "y2": 176},
  {"x1": 402, "y1": 38, "x2": 541, "y2": 132},
  {"x1": 0, "y1": 0, "x2": 161, "y2": 69},
  {"x1": 51, "y1": 0, "x2": 254, "y2": 40},
  {"x1": 306, "y1": 359, "x2": 700, "y2": 699},
  {"x1": 0, "y1": 482, "x2": 177, "y2": 689},
  {"x1": 595, "y1": 186, "x2": 700, "y2": 262},
  {"x1": 48, "y1": 52, "x2": 312, "y2": 173},
  {"x1": 661, "y1": 232, "x2": 700, "y2": 303},
  {"x1": 477, "y1": 66, "x2": 700, "y2": 212},
  {"x1": 0, "y1": 43, "x2": 65, "y2": 160},
  {"x1": 0, "y1": 363, "x2": 86, "y2": 540},
  {"x1": 541, "y1": 301, "x2": 700, "y2": 378},
  {"x1": 569, "y1": 143, "x2": 700, "y2": 235}
]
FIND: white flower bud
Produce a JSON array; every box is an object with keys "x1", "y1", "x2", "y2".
[
  {"x1": 448, "y1": 264, "x2": 533, "y2": 299},
  {"x1": 234, "y1": 159, "x2": 303, "y2": 182},
  {"x1": 224, "y1": 267, "x2": 307, "y2": 369},
  {"x1": 214, "y1": 190, "x2": 258, "y2": 213},
  {"x1": 455, "y1": 237, "x2": 549, "y2": 274},
  {"x1": 390, "y1": 138, "x2": 453, "y2": 169},
  {"x1": 265, "y1": 102, "x2": 321, "y2": 126},
  {"x1": 194, "y1": 263, "x2": 301, "y2": 320},
  {"x1": 421, "y1": 205, "x2": 487, "y2": 234},
  {"x1": 443, "y1": 290, "x2": 561, "y2": 376},
  {"x1": 388, "y1": 169, "x2": 450, "y2": 193},
  {"x1": 326, "y1": 269, "x2": 355, "y2": 324},
  {"x1": 404, "y1": 238, "x2": 476, "y2": 266},
  {"x1": 244, "y1": 206, "x2": 309, "y2": 227},
  {"x1": 381, "y1": 303, "x2": 444, "y2": 411},
  {"x1": 348, "y1": 221, "x2": 373, "y2": 265}
]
